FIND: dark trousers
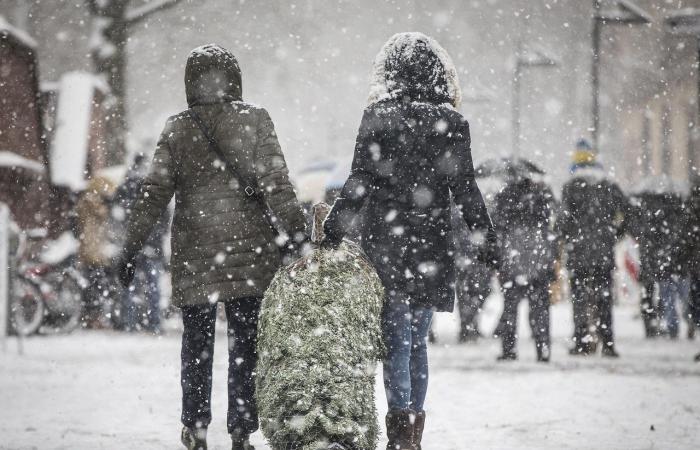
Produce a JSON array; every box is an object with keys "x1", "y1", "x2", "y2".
[
  {"x1": 640, "y1": 278, "x2": 658, "y2": 337},
  {"x1": 455, "y1": 270, "x2": 491, "y2": 339},
  {"x1": 570, "y1": 270, "x2": 614, "y2": 349},
  {"x1": 499, "y1": 279, "x2": 550, "y2": 356},
  {"x1": 690, "y1": 277, "x2": 700, "y2": 329},
  {"x1": 180, "y1": 298, "x2": 261, "y2": 435}
]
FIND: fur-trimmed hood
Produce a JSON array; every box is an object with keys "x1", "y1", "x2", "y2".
[{"x1": 368, "y1": 32, "x2": 461, "y2": 108}]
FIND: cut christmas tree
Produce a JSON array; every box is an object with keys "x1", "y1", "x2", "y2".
[{"x1": 256, "y1": 203, "x2": 385, "y2": 450}]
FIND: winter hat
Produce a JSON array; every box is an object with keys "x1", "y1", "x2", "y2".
[
  {"x1": 368, "y1": 32, "x2": 461, "y2": 108},
  {"x1": 185, "y1": 44, "x2": 242, "y2": 107},
  {"x1": 570, "y1": 138, "x2": 602, "y2": 173}
]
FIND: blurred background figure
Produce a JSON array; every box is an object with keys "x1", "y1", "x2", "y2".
[
  {"x1": 629, "y1": 177, "x2": 691, "y2": 340},
  {"x1": 451, "y1": 205, "x2": 493, "y2": 343},
  {"x1": 685, "y1": 181, "x2": 700, "y2": 361},
  {"x1": 114, "y1": 153, "x2": 170, "y2": 333},
  {"x1": 559, "y1": 139, "x2": 628, "y2": 357},
  {"x1": 76, "y1": 176, "x2": 118, "y2": 328},
  {"x1": 490, "y1": 160, "x2": 557, "y2": 362}
]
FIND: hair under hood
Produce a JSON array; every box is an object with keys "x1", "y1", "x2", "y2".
[{"x1": 368, "y1": 32, "x2": 461, "y2": 108}]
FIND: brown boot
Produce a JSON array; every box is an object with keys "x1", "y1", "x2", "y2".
[
  {"x1": 386, "y1": 409, "x2": 415, "y2": 450},
  {"x1": 413, "y1": 411, "x2": 425, "y2": 450}
]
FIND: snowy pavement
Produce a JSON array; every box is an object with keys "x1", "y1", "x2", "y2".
[{"x1": 1, "y1": 300, "x2": 699, "y2": 450}]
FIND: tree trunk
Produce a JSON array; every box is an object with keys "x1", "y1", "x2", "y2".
[{"x1": 88, "y1": 0, "x2": 130, "y2": 166}]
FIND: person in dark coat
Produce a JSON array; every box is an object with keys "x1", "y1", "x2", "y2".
[
  {"x1": 451, "y1": 205, "x2": 494, "y2": 342},
  {"x1": 686, "y1": 181, "x2": 700, "y2": 361},
  {"x1": 629, "y1": 189, "x2": 690, "y2": 339},
  {"x1": 114, "y1": 153, "x2": 170, "y2": 333},
  {"x1": 322, "y1": 32, "x2": 497, "y2": 450},
  {"x1": 559, "y1": 140, "x2": 628, "y2": 357},
  {"x1": 492, "y1": 172, "x2": 557, "y2": 362},
  {"x1": 117, "y1": 44, "x2": 306, "y2": 450}
]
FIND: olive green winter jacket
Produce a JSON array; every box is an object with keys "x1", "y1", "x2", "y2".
[{"x1": 123, "y1": 44, "x2": 306, "y2": 306}]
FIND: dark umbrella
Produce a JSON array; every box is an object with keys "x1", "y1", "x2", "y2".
[{"x1": 474, "y1": 157, "x2": 545, "y2": 179}]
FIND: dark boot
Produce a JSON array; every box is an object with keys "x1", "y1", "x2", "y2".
[
  {"x1": 386, "y1": 409, "x2": 415, "y2": 450},
  {"x1": 181, "y1": 426, "x2": 207, "y2": 450},
  {"x1": 497, "y1": 351, "x2": 517, "y2": 361},
  {"x1": 413, "y1": 411, "x2": 426, "y2": 450},
  {"x1": 536, "y1": 343, "x2": 551, "y2": 363},
  {"x1": 231, "y1": 430, "x2": 255, "y2": 450},
  {"x1": 569, "y1": 341, "x2": 596, "y2": 356},
  {"x1": 601, "y1": 345, "x2": 620, "y2": 358}
]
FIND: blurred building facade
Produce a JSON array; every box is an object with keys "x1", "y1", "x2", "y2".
[
  {"x1": 605, "y1": 0, "x2": 699, "y2": 189},
  {"x1": 0, "y1": 0, "x2": 698, "y2": 193},
  {"x1": 0, "y1": 15, "x2": 49, "y2": 229}
]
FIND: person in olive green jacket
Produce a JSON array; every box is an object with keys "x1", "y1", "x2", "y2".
[{"x1": 117, "y1": 44, "x2": 306, "y2": 450}]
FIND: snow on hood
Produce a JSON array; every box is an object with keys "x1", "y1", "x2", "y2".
[
  {"x1": 185, "y1": 44, "x2": 242, "y2": 107},
  {"x1": 368, "y1": 32, "x2": 461, "y2": 108}
]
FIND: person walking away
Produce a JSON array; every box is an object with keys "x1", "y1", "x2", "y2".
[
  {"x1": 322, "y1": 33, "x2": 498, "y2": 450},
  {"x1": 559, "y1": 139, "x2": 628, "y2": 357},
  {"x1": 116, "y1": 44, "x2": 306, "y2": 450},
  {"x1": 76, "y1": 176, "x2": 117, "y2": 328},
  {"x1": 685, "y1": 181, "x2": 700, "y2": 360},
  {"x1": 451, "y1": 203, "x2": 494, "y2": 342},
  {"x1": 628, "y1": 191, "x2": 666, "y2": 338},
  {"x1": 492, "y1": 170, "x2": 557, "y2": 362},
  {"x1": 114, "y1": 153, "x2": 170, "y2": 333},
  {"x1": 652, "y1": 191, "x2": 689, "y2": 339}
]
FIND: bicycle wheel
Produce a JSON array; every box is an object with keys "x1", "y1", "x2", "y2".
[{"x1": 11, "y1": 278, "x2": 45, "y2": 336}]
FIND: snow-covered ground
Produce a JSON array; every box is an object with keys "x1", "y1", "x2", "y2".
[{"x1": 1, "y1": 298, "x2": 699, "y2": 450}]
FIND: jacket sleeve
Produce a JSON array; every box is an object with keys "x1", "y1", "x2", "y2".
[
  {"x1": 253, "y1": 108, "x2": 307, "y2": 237},
  {"x1": 447, "y1": 118, "x2": 496, "y2": 243},
  {"x1": 123, "y1": 121, "x2": 177, "y2": 263},
  {"x1": 323, "y1": 109, "x2": 376, "y2": 242}
]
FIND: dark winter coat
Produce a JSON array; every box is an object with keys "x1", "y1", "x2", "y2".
[
  {"x1": 115, "y1": 163, "x2": 169, "y2": 260},
  {"x1": 493, "y1": 177, "x2": 557, "y2": 284},
  {"x1": 123, "y1": 44, "x2": 306, "y2": 307},
  {"x1": 558, "y1": 166, "x2": 628, "y2": 275},
  {"x1": 450, "y1": 203, "x2": 492, "y2": 290},
  {"x1": 686, "y1": 184, "x2": 700, "y2": 276},
  {"x1": 629, "y1": 192, "x2": 689, "y2": 281},
  {"x1": 323, "y1": 33, "x2": 494, "y2": 312}
]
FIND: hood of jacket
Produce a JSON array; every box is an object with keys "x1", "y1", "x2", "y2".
[
  {"x1": 368, "y1": 32, "x2": 461, "y2": 108},
  {"x1": 185, "y1": 44, "x2": 242, "y2": 107}
]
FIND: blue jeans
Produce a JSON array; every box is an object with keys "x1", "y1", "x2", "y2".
[
  {"x1": 658, "y1": 276, "x2": 689, "y2": 338},
  {"x1": 382, "y1": 296, "x2": 434, "y2": 412}
]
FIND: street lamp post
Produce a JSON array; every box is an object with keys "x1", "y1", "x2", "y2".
[
  {"x1": 512, "y1": 44, "x2": 557, "y2": 157},
  {"x1": 665, "y1": 9, "x2": 700, "y2": 180},
  {"x1": 591, "y1": 0, "x2": 651, "y2": 153}
]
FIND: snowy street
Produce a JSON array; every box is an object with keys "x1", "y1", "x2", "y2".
[{"x1": 2, "y1": 300, "x2": 699, "y2": 450}]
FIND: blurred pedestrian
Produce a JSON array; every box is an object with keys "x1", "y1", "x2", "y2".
[
  {"x1": 116, "y1": 44, "x2": 306, "y2": 450},
  {"x1": 452, "y1": 203, "x2": 494, "y2": 342},
  {"x1": 114, "y1": 153, "x2": 169, "y2": 333},
  {"x1": 322, "y1": 33, "x2": 497, "y2": 450},
  {"x1": 492, "y1": 170, "x2": 558, "y2": 362},
  {"x1": 685, "y1": 181, "x2": 700, "y2": 360},
  {"x1": 76, "y1": 176, "x2": 117, "y2": 328},
  {"x1": 629, "y1": 183, "x2": 691, "y2": 339},
  {"x1": 559, "y1": 139, "x2": 628, "y2": 357}
]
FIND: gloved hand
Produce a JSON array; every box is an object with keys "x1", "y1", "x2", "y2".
[
  {"x1": 117, "y1": 256, "x2": 136, "y2": 288},
  {"x1": 320, "y1": 235, "x2": 343, "y2": 250},
  {"x1": 477, "y1": 239, "x2": 501, "y2": 270}
]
